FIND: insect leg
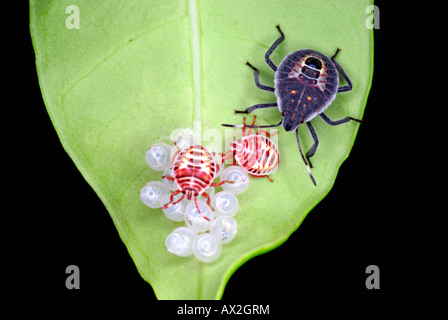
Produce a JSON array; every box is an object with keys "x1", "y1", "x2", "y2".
[
  {"x1": 242, "y1": 116, "x2": 247, "y2": 136},
  {"x1": 250, "y1": 173, "x2": 274, "y2": 182},
  {"x1": 305, "y1": 122, "x2": 319, "y2": 168},
  {"x1": 194, "y1": 196, "x2": 211, "y2": 221},
  {"x1": 221, "y1": 150, "x2": 234, "y2": 160},
  {"x1": 265, "y1": 25, "x2": 285, "y2": 71},
  {"x1": 212, "y1": 151, "x2": 225, "y2": 163},
  {"x1": 161, "y1": 175, "x2": 175, "y2": 182},
  {"x1": 161, "y1": 189, "x2": 183, "y2": 209},
  {"x1": 245, "y1": 62, "x2": 275, "y2": 92},
  {"x1": 319, "y1": 112, "x2": 362, "y2": 126},
  {"x1": 210, "y1": 180, "x2": 234, "y2": 187},
  {"x1": 296, "y1": 128, "x2": 317, "y2": 186},
  {"x1": 234, "y1": 102, "x2": 277, "y2": 114},
  {"x1": 257, "y1": 127, "x2": 279, "y2": 138},
  {"x1": 256, "y1": 129, "x2": 270, "y2": 138},
  {"x1": 330, "y1": 49, "x2": 353, "y2": 93},
  {"x1": 245, "y1": 115, "x2": 258, "y2": 136},
  {"x1": 201, "y1": 191, "x2": 215, "y2": 213},
  {"x1": 330, "y1": 48, "x2": 341, "y2": 60}
]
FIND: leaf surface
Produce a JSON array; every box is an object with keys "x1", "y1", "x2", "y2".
[{"x1": 30, "y1": 0, "x2": 373, "y2": 299}]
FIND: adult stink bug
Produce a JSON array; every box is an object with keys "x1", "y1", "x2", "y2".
[
  {"x1": 222, "y1": 25, "x2": 362, "y2": 186},
  {"x1": 223, "y1": 115, "x2": 280, "y2": 182}
]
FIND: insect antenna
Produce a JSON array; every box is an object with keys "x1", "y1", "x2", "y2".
[
  {"x1": 222, "y1": 120, "x2": 283, "y2": 129},
  {"x1": 295, "y1": 129, "x2": 317, "y2": 186}
]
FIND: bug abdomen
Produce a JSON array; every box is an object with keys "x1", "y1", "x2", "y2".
[
  {"x1": 275, "y1": 79, "x2": 328, "y2": 121},
  {"x1": 235, "y1": 136, "x2": 279, "y2": 176},
  {"x1": 173, "y1": 145, "x2": 216, "y2": 198}
]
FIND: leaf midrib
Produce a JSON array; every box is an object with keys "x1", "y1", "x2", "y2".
[
  {"x1": 187, "y1": 0, "x2": 205, "y2": 299},
  {"x1": 188, "y1": 0, "x2": 203, "y2": 139}
]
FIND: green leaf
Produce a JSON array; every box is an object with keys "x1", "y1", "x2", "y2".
[{"x1": 30, "y1": 0, "x2": 373, "y2": 299}]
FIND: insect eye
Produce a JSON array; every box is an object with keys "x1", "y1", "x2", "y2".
[{"x1": 305, "y1": 57, "x2": 322, "y2": 70}]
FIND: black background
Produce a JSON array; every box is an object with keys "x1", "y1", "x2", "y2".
[{"x1": 4, "y1": 1, "x2": 445, "y2": 302}]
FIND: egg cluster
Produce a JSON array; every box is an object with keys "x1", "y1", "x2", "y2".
[{"x1": 140, "y1": 137, "x2": 249, "y2": 263}]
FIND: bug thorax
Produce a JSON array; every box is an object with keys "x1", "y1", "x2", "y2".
[
  {"x1": 304, "y1": 56, "x2": 323, "y2": 69},
  {"x1": 282, "y1": 110, "x2": 302, "y2": 131}
]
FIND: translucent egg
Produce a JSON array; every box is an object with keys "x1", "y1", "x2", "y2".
[
  {"x1": 162, "y1": 166, "x2": 178, "y2": 191},
  {"x1": 193, "y1": 233, "x2": 222, "y2": 263},
  {"x1": 146, "y1": 143, "x2": 171, "y2": 171},
  {"x1": 140, "y1": 181, "x2": 170, "y2": 209},
  {"x1": 165, "y1": 227, "x2": 197, "y2": 257},
  {"x1": 160, "y1": 192, "x2": 188, "y2": 222},
  {"x1": 196, "y1": 187, "x2": 215, "y2": 203},
  {"x1": 170, "y1": 137, "x2": 192, "y2": 161},
  {"x1": 211, "y1": 216, "x2": 238, "y2": 244},
  {"x1": 220, "y1": 166, "x2": 250, "y2": 194},
  {"x1": 184, "y1": 201, "x2": 214, "y2": 233},
  {"x1": 212, "y1": 191, "x2": 239, "y2": 217}
]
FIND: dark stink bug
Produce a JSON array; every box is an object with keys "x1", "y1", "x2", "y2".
[{"x1": 222, "y1": 25, "x2": 362, "y2": 186}]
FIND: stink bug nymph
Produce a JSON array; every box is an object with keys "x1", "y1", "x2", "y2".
[
  {"x1": 222, "y1": 25, "x2": 362, "y2": 186},
  {"x1": 223, "y1": 115, "x2": 280, "y2": 182},
  {"x1": 162, "y1": 144, "x2": 233, "y2": 220}
]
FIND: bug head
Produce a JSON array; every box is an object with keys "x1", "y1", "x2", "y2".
[
  {"x1": 282, "y1": 110, "x2": 302, "y2": 132},
  {"x1": 183, "y1": 188, "x2": 197, "y2": 200}
]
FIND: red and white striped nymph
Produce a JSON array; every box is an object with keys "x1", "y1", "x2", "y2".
[
  {"x1": 162, "y1": 144, "x2": 232, "y2": 220},
  {"x1": 223, "y1": 116, "x2": 280, "y2": 182}
]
